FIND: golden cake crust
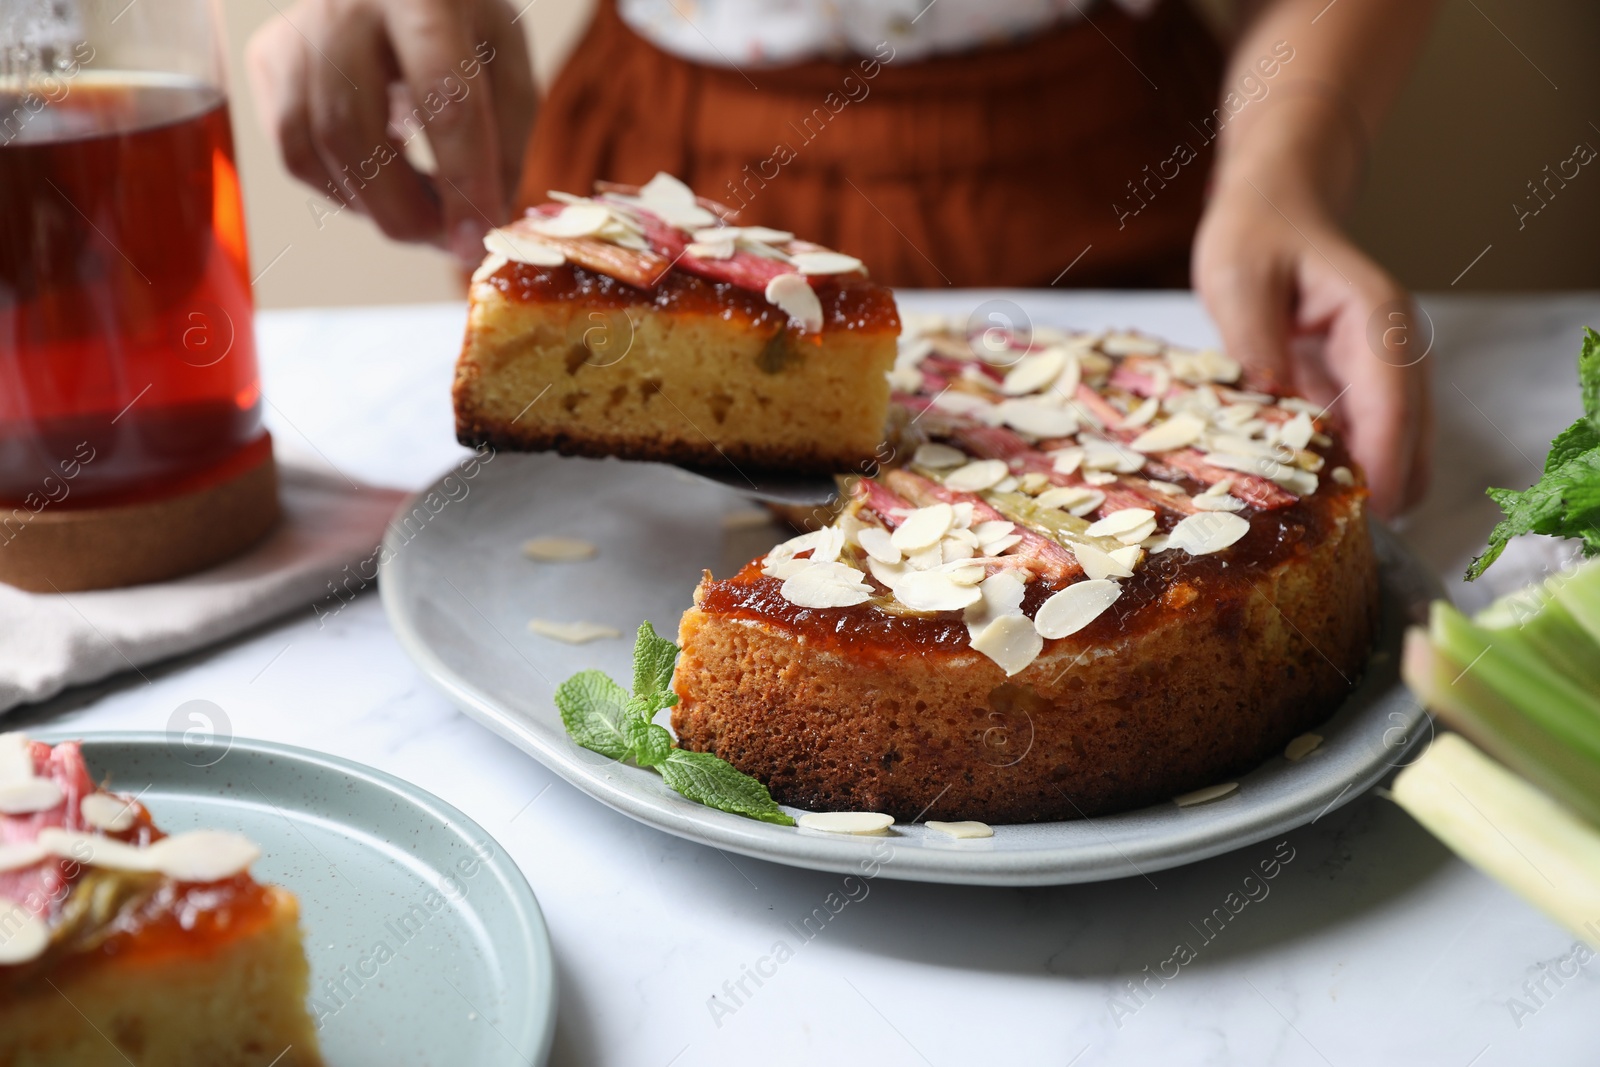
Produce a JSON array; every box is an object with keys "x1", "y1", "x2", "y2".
[{"x1": 671, "y1": 491, "x2": 1377, "y2": 823}]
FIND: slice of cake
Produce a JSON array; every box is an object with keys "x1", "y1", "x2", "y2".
[
  {"x1": 671, "y1": 320, "x2": 1379, "y2": 823},
  {"x1": 0, "y1": 734, "x2": 322, "y2": 1066},
  {"x1": 452, "y1": 173, "x2": 900, "y2": 474}
]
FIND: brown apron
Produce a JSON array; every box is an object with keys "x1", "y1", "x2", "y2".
[{"x1": 518, "y1": 0, "x2": 1223, "y2": 288}]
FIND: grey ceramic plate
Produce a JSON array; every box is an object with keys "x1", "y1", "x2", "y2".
[
  {"x1": 32, "y1": 732, "x2": 555, "y2": 1067},
  {"x1": 381, "y1": 450, "x2": 1443, "y2": 887}
]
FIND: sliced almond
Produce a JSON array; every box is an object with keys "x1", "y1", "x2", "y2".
[
  {"x1": 1331, "y1": 466, "x2": 1355, "y2": 487},
  {"x1": 856, "y1": 526, "x2": 902, "y2": 564},
  {"x1": 1035, "y1": 486, "x2": 1104, "y2": 517},
  {"x1": 483, "y1": 228, "x2": 565, "y2": 267},
  {"x1": 1279, "y1": 411, "x2": 1314, "y2": 450},
  {"x1": 890, "y1": 503, "x2": 955, "y2": 552},
  {"x1": 522, "y1": 537, "x2": 598, "y2": 562},
  {"x1": 1109, "y1": 545, "x2": 1144, "y2": 571},
  {"x1": 1285, "y1": 734, "x2": 1323, "y2": 762},
  {"x1": 1129, "y1": 412, "x2": 1207, "y2": 454},
  {"x1": 894, "y1": 570, "x2": 985, "y2": 612},
  {"x1": 791, "y1": 250, "x2": 865, "y2": 275},
  {"x1": 0, "y1": 842, "x2": 48, "y2": 873},
  {"x1": 995, "y1": 398, "x2": 1079, "y2": 438},
  {"x1": 1174, "y1": 782, "x2": 1239, "y2": 807},
  {"x1": 963, "y1": 569, "x2": 1028, "y2": 638},
  {"x1": 80, "y1": 793, "x2": 138, "y2": 833},
  {"x1": 1050, "y1": 447, "x2": 1084, "y2": 475},
  {"x1": 1115, "y1": 519, "x2": 1158, "y2": 546},
  {"x1": 1119, "y1": 396, "x2": 1161, "y2": 430},
  {"x1": 780, "y1": 562, "x2": 873, "y2": 609},
  {"x1": 1070, "y1": 541, "x2": 1133, "y2": 581},
  {"x1": 764, "y1": 273, "x2": 824, "y2": 333},
  {"x1": 1192, "y1": 493, "x2": 1246, "y2": 513},
  {"x1": 1085, "y1": 508, "x2": 1155, "y2": 540},
  {"x1": 912, "y1": 442, "x2": 967, "y2": 469},
  {"x1": 37, "y1": 828, "x2": 149, "y2": 871},
  {"x1": 943, "y1": 459, "x2": 1009, "y2": 493},
  {"x1": 0, "y1": 733, "x2": 33, "y2": 785},
  {"x1": 141, "y1": 830, "x2": 262, "y2": 882},
  {"x1": 1166, "y1": 511, "x2": 1250, "y2": 556},
  {"x1": 0, "y1": 778, "x2": 63, "y2": 816},
  {"x1": 797, "y1": 811, "x2": 895, "y2": 835},
  {"x1": 925, "y1": 820, "x2": 994, "y2": 840},
  {"x1": 1000, "y1": 348, "x2": 1067, "y2": 396},
  {"x1": 528, "y1": 619, "x2": 623, "y2": 644},
  {"x1": 1034, "y1": 579, "x2": 1122, "y2": 639},
  {"x1": 529, "y1": 203, "x2": 612, "y2": 238},
  {"x1": 635, "y1": 171, "x2": 718, "y2": 229},
  {"x1": 970, "y1": 613, "x2": 1044, "y2": 676},
  {"x1": 1142, "y1": 479, "x2": 1186, "y2": 496},
  {"x1": 0, "y1": 907, "x2": 48, "y2": 964}
]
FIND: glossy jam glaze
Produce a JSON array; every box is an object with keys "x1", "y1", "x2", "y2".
[{"x1": 487, "y1": 261, "x2": 900, "y2": 334}]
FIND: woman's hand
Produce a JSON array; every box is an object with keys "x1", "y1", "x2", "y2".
[
  {"x1": 245, "y1": 0, "x2": 536, "y2": 265},
  {"x1": 1193, "y1": 174, "x2": 1431, "y2": 518}
]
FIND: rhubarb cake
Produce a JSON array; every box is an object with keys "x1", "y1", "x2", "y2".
[
  {"x1": 0, "y1": 734, "x2": 322, "y2": 1067},
  {"x1": 671, "y1": 320, "x2": 1379, "y2": 823},
  {"x1": 453, "y1": 173, "x2": 900, "y2": 473}
]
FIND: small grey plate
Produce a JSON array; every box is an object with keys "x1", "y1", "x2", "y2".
[
  {"x1": 32, "y1": 732, "x2": 555, "y2": 1067},
  {"x1": 382, "y1": 451, "x2": 1442, "y2": 887}
]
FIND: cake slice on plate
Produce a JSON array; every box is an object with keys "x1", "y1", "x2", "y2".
[
  {"x1": 670, "y1": 320, "x2": 1378, "y2": 823},
  {"x1": 0, "y1": 734, "x2": 322, "y2": 1067},
  {"x1": 452, "y1": 173, "x2": 900, "y2": 474}
]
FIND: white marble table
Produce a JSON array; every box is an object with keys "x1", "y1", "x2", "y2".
[{"x1": 12, "y1": 292, "x2": 1597, "y2": 1067}]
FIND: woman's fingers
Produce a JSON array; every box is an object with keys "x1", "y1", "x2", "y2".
[
  {"x1": 245, "y1": 15, "x2": 340, "y2": 203},
  {"x1": 307, "y1": 3, "x2": 441, "y2": 243},
  {"x1": 480, "y1": 3, "x2": 539, "y2": 217},
  {"x1": 385, "y1": 0, "x2": 510, "y2": 264}
]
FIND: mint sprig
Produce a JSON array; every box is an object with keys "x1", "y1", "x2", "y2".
[
  {"x1": 1468, "y1": 327, "x2": 1600, "y2": 579},
  {"x1": 554, "y1": 623, "x2": 795, "y2": 826}
]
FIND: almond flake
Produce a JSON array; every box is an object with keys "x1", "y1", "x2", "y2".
[
  {"x1": 1167, "y1": 512, "x2": 1250, "y2": 555},
  {"x1": 925, "y1": 820, "x2": 994, "y2": 839},
  {"x1": 970, "y1": 613, "x2": 1044, "y2": 676},
  {"x1": 1085, "y1": 508, "x2": 1155, "y2": 539},
  {"x1": 1130, "y1": 412, "x2": 1207, "y2": 454},
  {"x1": 856, "y1": 526, "x2": 902, "y2": 564},
  {"x1": 1035, "y1": 486, "x2": 1104, "y2": 516},
  {"x1": 529, "y1": 202, "x2": 612, "y2": 238},
  {"x1": 996, "y1": 398, "x2": 1078, "y2": 438},
  {"x1": 522, "y1": 537, "x2": 597, "y2": 562},
  {"x1": 1034, "y1": 579, "x2": 1122, "y2": 638},
  {"x1": 1081, "y1": 439, "x2": 1145, "y2": 473},
  {"x1": 528, "y1": 619, "x2": 623, "y2": 644},
  {"x1": 37, "y1": 828, "x2": 150, "y2": 871},
  {"x1": 1279, "y1": 411, "x2": 1314, "y2": 450},
  {"x1": 0, "y1": 907, "x2": 48, "y2": 964},
  {"x1": 890, "y1": 503, "x2": 954, "y2": 551},
  {"x1": 1143, "y1": 479, "x2": 1186, "y2": 495},
  {"x1": 1143, "y1": 534, "x2": 1171, "y2": 553},
  {"x1": 1285, "y1": 734, "x2": 1323, "y2": 762},
  {"x1": 912, "y1": 442, "x2": 967, "y2": 469},
  {"x1": 483, "y1": 228, "x2": 565, "y2": 267},
  {"x1": 963, "y1": 570, "x2": 1028, "y2": 638},
  {"x1": 1019, "y1": 472, "x2": 1052, "y2": 494},
  {"x1": 942, "y1": 538, "x2": 976, "y2": 564},
  {"x1": 780, "y1": 561, "x2": 873, "y2": 608},
  {"x1": 791, "y1": 250, "x2": 865, "y2": 275},
  {"x1": 1192, "y1": 493, "x2": 1246, "y2": 512},
  {"x1": 798, "y1": 811, "x2": 894, "y2": 835},
  {"x1": 0, "y1": 733, "x2": 32, "y2": 785},
  {"x1": 932, "y1": 392, "x2": 994, "y2": 419},
  {"x1": 972, "y1": 520, "x2": 1015, "y2": 544},
  {"x1": 1115, "y1": 519, "x2": 1157, "y2": 545},
  {"x1": 1119, "y1": 396, "x2": 1160, "y2": 430},
  {"x1": 894, "y1": 570, "x2": 984, "y2": 612},
  {"x1": 0, "y1": 842, "x2": 48, "y2": 873},
  {"x1": 809, "y1": 525, "x2": 847, "y2": 564},
  {"x1": 1174, "y1": 782, "x2": 1239, "y2": 807},
  {"x1": 1109, "y1": 545, "x2": 1144, "y2": 570},
  {"x1": 635, "y1": 171, "x2": 718, "y2": 229},
  {"x1": 686, "y1": 238, "x2": 736, "y2": 260},
  {"x1": 1050, "y1": 447, "x2": 1084, "y2": 475},
  {"x1": 951, "y1": 502, "x2": 976, "y2": 529},
  {"x1": 1102, "y1": 333, "x2": 1163, "y2": 356},
  {"x1": 943, "y1": 459, "x2": 1009, "y2": 493},
  {"x1": 1331, "y1": 466, "x2": 1355, "y2": 487},
  {"x1": 142, "y1": 829, "x2": 262, "y2": 882},
  {"x1": 471, "y1": 252, "x2": 509, "y2": 283},
  {"x1": 764, "y1": 273, "x2": 824, "y2": 333},
  {"x1": 0, "y1": 778, "x2": 63, "y2": 815},
  {"x1": 1000, "y1": 348, "x2": 1067, "y2": 396},
  {"x1": 1071, "y1": 541, "x2": 1133, "y2": 581},
  {"x1": 982, "y1": 533, "x2": 1023, "y2": 555},
  {"x1": 993, "y1": 475, "x2": 1021, "y2": 494},
  {"x1": 80, "y1": 793, "x2": 138, "y2": 832},
  {"x1": 1083, "y1": 470, "x2": 1118, "y2": 486},
  {"x1": 1053, "y1": 354, "x2": 1083, "y2": 398},
  {"x1": 942, "y1": 563, "x2": 986, "y2": 586}
]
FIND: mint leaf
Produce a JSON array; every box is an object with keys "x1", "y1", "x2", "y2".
[
  {"x1": 657, "y1": 749, "x2": 795, "y2": 825},
  {"x1": 623, "y1": 709, "x2": 674, "y2": 768},
  {"x1": 631, "y1": 622, "x2": 681, "y2": 714},
  {"x1": 1468, "y1": 329, "x2": 1600, "y2": 579},
  {"x1": 554, "y1": 670, "x2": 634, "y2": 760},
  {"x1": 552, "y1": 621, "x2": 793, "y2": 825}
]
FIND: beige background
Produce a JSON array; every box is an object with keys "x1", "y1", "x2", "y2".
[{"x1": 220, "y1": 0, "x2": 1600, "y2": 309}]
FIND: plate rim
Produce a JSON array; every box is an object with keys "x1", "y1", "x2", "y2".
[
  {"x1": 381, "y1": 456, "x2": 1443, "y2": 887},
  {"x1": 30, "y1": 729, "x2": 557, "y2": 1066}
]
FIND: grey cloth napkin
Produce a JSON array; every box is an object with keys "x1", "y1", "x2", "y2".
[{"x1": 0, "y1": 463, "x2": 407, "y2": 714}]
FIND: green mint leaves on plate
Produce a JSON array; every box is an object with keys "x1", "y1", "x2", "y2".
[
  {"x1": 553, "y1": 623, "x2": 795, "y2": 826},
  {"x1": 1468, "y1": 327, "x2": 1600, "y2": 580}
]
